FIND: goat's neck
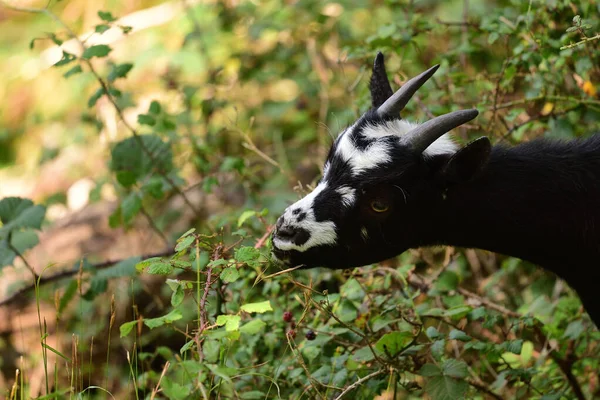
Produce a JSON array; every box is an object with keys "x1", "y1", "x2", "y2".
[{"x1": 432, "y1": 145, "x2": 600, "y2": 272}]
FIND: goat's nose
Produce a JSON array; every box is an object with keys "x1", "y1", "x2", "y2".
[
  {"x1": 274, "y1": 216, "x2": 310, "y2": 246},
  {"x1": 276, "y1": 225, "x2": 296, "y2": 240}
]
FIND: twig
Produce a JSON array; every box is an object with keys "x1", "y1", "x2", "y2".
[
  {"x1": 150, "y1": 361, "x2": 170, "y2": 400},
  {"x1": 254, "y1": 225, "x2": 274, "y2": 249},
  {"x1": 333, "y1": 369, "x2": 386, "y2": 400},
  {"x1": 560, "y1": 33, "x2": 600, "y2": 50},
  {"x1": 8, "y1": 237, "x2": 39, "y2": 280},
  {"x1": 466, "y1": 378, "x2": 503, "y2": 400},
  {"x1": 0, "y1": 248, "x2": 175, "y2": 307},
  {"x1": 492, "y1": 95, "x2": 600, "y2": 110},
  {"x1": 140, "y1": 206, "x2": 170, "y2": 247}
]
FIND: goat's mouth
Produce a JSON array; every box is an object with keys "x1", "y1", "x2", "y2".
[{"x1": 271, "y1": 245, "x2": 291, "y2": 265}]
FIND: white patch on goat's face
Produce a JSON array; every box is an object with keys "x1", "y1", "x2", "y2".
[
  {"x1": 335, "y1": 119, "x2": 457, "y2": 175},
  {"x1": 273, "y1": 182, "x2": 337, "y2": 252},
  {"x1": 336, "y1": 125, "x2": 393, "y2": 175},
  {"x1": 360, "y1": 226, "x2": 369, "y2": 242},
  {"x1": 337, "y1": 186, "x2": 356, "y2": 208}
]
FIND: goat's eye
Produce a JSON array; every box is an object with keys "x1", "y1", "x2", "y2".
[{"x1": 370, "y1": 200, "x2": 389, "y2": 213}]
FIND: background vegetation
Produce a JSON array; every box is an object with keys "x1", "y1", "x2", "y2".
[{"x1": 0, "y1": 0, "x2": 599, "y2": 398}]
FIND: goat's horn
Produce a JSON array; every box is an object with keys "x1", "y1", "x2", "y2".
[
  {"x1": 370, "y1": 52, "x2": 394, "y2": 108},
  {"x1": 401, "y1": 109, "x2": 479, "y2": 153},
  {"x1": 376, "y1": 64, "x2": 440, "y2": 118}
]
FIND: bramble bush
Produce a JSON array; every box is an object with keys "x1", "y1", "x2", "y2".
[{"x1": 0, "y1": 0, "x2": 599, "y2": 399}]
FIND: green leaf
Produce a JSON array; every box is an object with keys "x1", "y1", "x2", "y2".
[
  {"x1": 147, "y1": 262, "x2": 173, "y2": 275},
  {"x1": 149, "y1": 100, "x2": 161, "y2": 115},
  {"x1": 235, "y1": 246, "x2": 261, "y2": 267},
  {"x1": 144, "y1": 309, "x2": 182, "y2": 329},
  {"x1": 88, "y1": 87, "x2": 105, "y2": 107},
  {"x1": 180, "y1": 339, "x2": 194, "y2": 354},
  {"x1": 352, "y1": 346, "x2": 375, "y2": 362},
  {"x1": 420, "y1": 360, "x2": 469, "y2": 400},
  {"x1": 237, "y1": 210, "x2": 256, "y2": 227},
  {"x1": 171, "y1": 285, "x2": 184, "y2": 307},
  {"x1": 136, "y1": 257, "x2": 163, "y2": 271},
  {"x1": 120, "y1": 321, "x2": 137, "y2": 337},
  {"x1": 220, "y1": 266, "x2": 239, "y2": 283},
  {"x1": 63, "y1": 65, "x2": 83, "y2": 78},
  {"x1": 0, "y1": 197, "x2": 46, "y2": 233},
  {"x1": 426, "y1": 326, "x2": 443, "y2": 340},
  {"x1": 216, "y1": 315, "x2": 241, "y2": 331},
  {"x1": 441, "y1": 359, "x2": 468, "y2": 379},
  {"x1": 108, "y1": 63, "x2": 133, "y2": 82},
  {"x1": 82, "y1": 44, "x2": 112, "y2": 59},
  {"x1": 98, "y1": 10, "x2": 117, "y2": 22},
  {"x1": 239, "y1": 319, "x2": 266, "y2": 334},
  {"x1": 240, "y1": 300, "x2": 273, "y2": 314},
  {"x1": 240, "y1": 391, "x2": 266, "y2": 400},
  {"x1": 175, "y1": 235, "x2": 195, "y2": 252},
  {"x1": 10, "y1": 230, "x2": 39, "y2": 253},
  {"x1": 161, "y1": 376, "x2": 191, "y2": 400},
  {"x1": 54, "y1": 51, "x2": 76, "y2": 67},
  {"x1": 563, "y1": 320, "x2": 585, "y2": 340},
  {"x1": 503, "y1": 339, "x2": 523, "y2": 354},
  {"x1": 110, "y1": 134, "x2": 174, "y2": 186},
  {"x1": 95, "y1": 24, "x2": 110, "y2": 34},
  {"x1": 375, "y1": 331, "x2": 414, "y2": 357},
  {"x1": 448, "y1": 329, "x2": 471, "y2": 342},
  {"x1": 137, "y1": 114, "x2": 156, "y2": 126},
  {"x1": 121, "y1": 192, "x2": 142, "y2": 224},
  {"x1": 433, "y1": 271, "x2": 459, "y2": 292}
]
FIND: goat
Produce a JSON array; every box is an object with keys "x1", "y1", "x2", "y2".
[{"x1": 271, "y1": 52, "x2": 600, "y2": 327}]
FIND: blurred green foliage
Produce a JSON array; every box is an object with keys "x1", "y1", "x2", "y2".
[{"x1": 0, "y1": 0, "x2": 599, "y2": 399}]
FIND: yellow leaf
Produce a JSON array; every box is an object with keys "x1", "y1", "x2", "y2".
[
  {"x1": 541, "y1": 102, "x2": 554, "y2": 116},
  {"x1": 583, "y1": 81, "x2": 597, "y2": 97}
]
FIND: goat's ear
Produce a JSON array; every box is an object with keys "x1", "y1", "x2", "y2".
[{"x1": 440, "y1": 137, "x2": 491, "y2": 183}]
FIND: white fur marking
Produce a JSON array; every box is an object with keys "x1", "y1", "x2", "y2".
[
  {"x1": 337, "y1": 186, "x2": 356, "y2": 208},
  {"x1": 273, "y1": 182, "x2": 338, "y2": 252},
  {"x1": 361, "y1": 120, "x2": 458, "y2": 157},
  {"x1": 336, "y1": 126, "x2": 392, "y2": 175}
]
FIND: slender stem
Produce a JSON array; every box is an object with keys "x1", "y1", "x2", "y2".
[
  {"x1": 560, "y1": 33, "x2": 600, "y2": 50},
  {"x1": 333, "y1": 369, "x2": 386, "y2": 400}
]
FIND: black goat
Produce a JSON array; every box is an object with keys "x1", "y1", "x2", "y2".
[{"x1": 271, "y1": 52, "x2": 600, "y2": 327}]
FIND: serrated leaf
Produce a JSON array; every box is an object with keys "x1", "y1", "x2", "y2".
[
  {"x1": 240, "y1": 300, "x2": 272, "y2": 314},
  {"x1": 375, "y1": 331, "x2": 414, "y2": 357},
  {"x1": 239, "y1": 319, "x2": 266, "y2": 334},
  {"x1": 216, "y1": 315, "x2": 241, "y2": 331},
  {"x1": 220, "y1": 266, "x2": 239, "y2": 283},
  {"x1": 120, "y1": 321, "x2": 137, "y2": 337},
  {"x1": 563, "y1": 320, "x2": 584, "y2": 340},
  {"x1": 147, "y1": 262, "x2": 173, "y2": 275},
  {"x1": 434, "y1": 271, "x2": 459, "y2": 292},
  {"x1": 110, "y1": 134, "x2": 174, "y2": 186},
  {"x1": 442, "y1": 359, "x2": 468, "y2": 379},
  {"x1": 208, "y1": 259, "x2": 229, "y2": 268},
  {"x1": 235, "y1": 246, "x2": 261, "y2": 266},
  {"x1": 136, "y1": 257, "x2": 163, "y2": 271},
  {"x1": 108, "y1": 63, "x2": 133, "y2": 82},
  {"x1": 448, "y1": 329, "x2": 471, "y2": 342},
  {"x1": 82, "y1": 44, "x2": 111, "y2": 59},
  {"x1": 421, "y1": 360, "x2": 468, "y2": 400},
  {"x1": 175, "y1": 235, "x2": 195, "y2": 252},
  {"x1": 504, "y1": 339, "x2": 523, "y2": 354}
]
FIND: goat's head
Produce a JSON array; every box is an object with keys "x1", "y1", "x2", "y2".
[{"x1": 271, "y1": 53, "x2": 489, "y2": 269}]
